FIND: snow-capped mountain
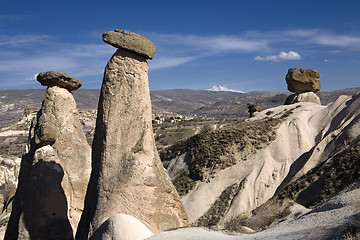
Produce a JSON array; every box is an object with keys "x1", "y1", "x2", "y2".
[{"x1": 207, "y1": 84, "x2": 245, "y2": 93}]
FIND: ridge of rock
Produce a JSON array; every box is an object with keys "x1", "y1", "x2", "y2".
[{"x1": 160, "y1": 92, "x2": 360, "y2": 228}]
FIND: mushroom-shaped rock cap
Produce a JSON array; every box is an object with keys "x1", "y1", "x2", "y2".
[
  {"x1": 37, "y1": 71, "x2": 82, "y2": 91},
  {"x1": 103, "y1": 29, "x2": 156, "y2": 59},
  {"x1": 286, "y1": 68, "x2": 321, "y2": 93}
]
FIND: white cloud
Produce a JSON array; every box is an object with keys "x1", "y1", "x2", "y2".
[
  {"x1": 0, "y1": 57, "x2": 77, "y2": 72},
  {"x1": 25, "y1": 73, "x2": 39, "y2": 81},
  {"x1": 0, "y1": 51, "x2": 20, "y2": 56},
  {"x1": 1, "y1": 28, "x2": 359, "y2": 89},
  {"x1": 148, "y1": 32, "x2": 269, "y2": 53},
  {"x1": 0, "y1": 35, "x2": 114, "y2": 87},
  {"x1": 313, "y1": 35, "x2": 360, "y2": 47},
  {"x1": 242, "y1": 29, "x2": 360, "y2": 50},
  {"x1": 64, "y1": 43, "x2": 114, "y2": 57},
  {"x1": 254, "y1": 51, "x2": 301, "y2": 62},
  {"x1": 149, "y1": 56, "x2": 197, "y2": 70},
  {"x1": 144, "y1": 32, "x2": 269, "y2": 70},
  {"x1": 324, "y1": 59, "x2": 329, "y2": 63},
  {"x1": 183, "y1": 35, "x2": 268, "y2": 52},
  {"x1": 0, "y1": 34, "x2": 53, "y2": 46},
  {"x1": 285, "y1": 29, "x2": 320, "y2": 38}
]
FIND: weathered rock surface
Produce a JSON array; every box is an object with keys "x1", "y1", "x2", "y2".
[
  {"x1": 161, "y1": 92, "x2": 360, "y2": 229},
  {"x1": 0, "y1": 157, "x2": 20, "y2": 214},
  {"x1": 103, "y1": 29, "x2": 156, "y2": 59},
  {"x1": 76, "y1": 32, "x2": 187, "y2": 239},
  {"x1": 90, "y1": 214, "x2": 153, "y2": 240},
  {"x1": 37, "y1": 71, "x2": 82, "y2": 91},
  {"x1": 146, "y1": 183, "x2": 360, "y2": 239},
  {"x1": 5, "y1": 81, "x2": 91, "y2": 239},
  {"x1": 0, "y1": 156, "x2": 20, "y2": 239},
  {"x1": 286, "y1": 68, "x2": 321, "y2": 93},
  {"x1": 284, "y1": 92, "x2": 321, "y2": 105}
]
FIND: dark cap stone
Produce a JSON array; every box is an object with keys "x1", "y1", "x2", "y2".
[
  {"x1": 37, "y1": 71, "x2": 82, "y2": 91},
  {"x1": 103, "y1": 29, "x2": 156, "y2": 59}
]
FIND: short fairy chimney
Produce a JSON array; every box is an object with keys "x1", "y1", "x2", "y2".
[
  {"x1": 284, "y1": 68, "x2": 321, "y2": 105},
  {"x1": 5, "y1": 71, "x2": 91, "y2": 240},
  {"x1": 247, "y1": 103, "x2": 262, "y2": 118}
]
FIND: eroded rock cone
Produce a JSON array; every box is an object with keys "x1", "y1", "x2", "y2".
[
  {"x1": 76, "y1": 30, "x2": 188, "y2": 239},
  {"x1": 5, "y1": 74, "x2": 91, "y2": 240}
]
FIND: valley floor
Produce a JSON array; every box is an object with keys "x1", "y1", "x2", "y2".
[{"x1": 147, "y1": 182, "x2": 360, "y2": 240}]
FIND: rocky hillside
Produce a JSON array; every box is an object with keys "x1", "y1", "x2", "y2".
[
  {"x1": 0, "y1": 89, "x2": 359, "y2": 239},
  {"x1": 158, "y1": 92, "x2": 360, "y2": 238}
]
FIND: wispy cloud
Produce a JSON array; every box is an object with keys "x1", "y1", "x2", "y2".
[
  {"x1": 0, "y1": 15, "x2": 19, "y2": 21},
  {"x1": 148, "y1": 32, "x2": 269, "y2": 53},
  {"x1": 63, "y1": 43, "x2": 114, "y2": 57},
  {"x1": 254, "y1": 51, "x2": 301, "y2": 62},
  {"x1": 0, "y1": 34, "x2": 53, "y2": 46},
  {"x1": 174, "y1": 34, "x2": 267, "y2": 52},
  {"x1": 285, "y1": 29, "x2": 320, "y2": 38},
  {"x1": 243, "y1": 29, "x2": 360, "y2": 49},
  {"x1": 279, "y1": 29, "x2": 360, "y2": 48},
  {"x1": 149, "y1": 56, "x2": 198, "y2": 70},
  {"x1": 0, "y1": 56, "x2": 77, "y2": 72},
  {"x1": 146, "y1": 32, "x2": 270, "y2": 70},
  {"x1": 1, "y1": 28, "x2": 359, "y2": 89},
  {"x1": 25, "y1": 73, "x2": 39, "y2": 81},
  {"x1": 0, "y1": 50, "x2": 20, "y2": 56},
  {"x1": 0, "y1": 37, "x2": 114, "y2": 88},
  {"x1": 313, "y1": 35, "x2": 360, "y2": 47}
]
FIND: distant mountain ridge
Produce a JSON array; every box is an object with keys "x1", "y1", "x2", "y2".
[
  {"x1": 207, "y1": 84, "x2": 245, "y2": 93},
  {"x1": 0, "y1": 88, "x2": 359, "y2": 128}
]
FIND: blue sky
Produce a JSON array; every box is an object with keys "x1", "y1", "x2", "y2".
[{"x1": 0, "y1": 0, "x2": 359, "y2": 92}]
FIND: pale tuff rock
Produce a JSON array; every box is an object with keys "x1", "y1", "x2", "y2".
[
  {"x1": 76, "y1": 30, "x2": 187, "y2": 239},
  {"x1": 90, "y1": 214, "x2": 153, "y2": 240},
  {"x1": 0, "y1": 157, "x2": 20, "y2": 214},
  {"x1": 167, "y1": 93, "x2": 360, "y2": 227},
  {"x1": 284, "y1": 92, "x2": 321, "y2": 105},
  {"x1": 286, "y1": 68, "x2": 321, "y2": 93},
  {"x1": 37, "y1": 71, "x2": 82, "y2": 91},
  {"x1": 17, "y1": 146, "x2": 73, "y2": 240},
  {"x1": 102, "y1": 29, "x2": 156, "y2": 59},
  {"x1": 0, "y1": 156, "x2": 21, "y2": 239},
  {"x1": 32, "y1": 86, "x2": 91, "y2": 232},
  {"x1": 5, "y1": 74, "x2": 91, "y2": 239}
]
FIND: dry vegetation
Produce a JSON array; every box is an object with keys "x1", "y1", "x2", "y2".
[
  {"x1": 225, "y1": 198, "x2": 294, "y2": 232},
  {"x1": 279, "y1": 136, "x2": 360, "y2": 207},
  {"x1": 225, "y1": 136, "x2": 360, "y2": 233},
  {"x1": 159, "y1": 117, "x2": 285, "y2": 196},
  {"x1": 195, "y1": 183, "x2": 239, "y2": 227}
]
